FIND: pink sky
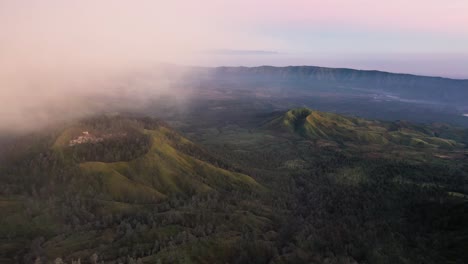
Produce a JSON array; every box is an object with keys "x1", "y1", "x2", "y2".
[
  {"x1": 219, "y1": 0, "x2": 468, "y2": 34},
  {"x1": 0, "y1": 0, "x2": 467, "y2": 76},
  {"x1": 0, "y1": 0, "x2": 467, "y2": 132}
]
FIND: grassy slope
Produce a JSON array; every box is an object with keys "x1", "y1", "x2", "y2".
[
  {"x1": 73, "y1": 127, "x2": 262, "y2": 204},
  {"x1": 0, "y1": 117, "x2": 266, "y2": 262},
  {"x1": 270, "y1": 107, "x2": 464, "y2": 149},
  {"x1": 2, "y1": 113, "x2": 467, "y2": 263}
]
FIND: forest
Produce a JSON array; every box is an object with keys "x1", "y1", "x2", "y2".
[{"x1": 0, "y1": 111, "x2": 467, "y2": 264}]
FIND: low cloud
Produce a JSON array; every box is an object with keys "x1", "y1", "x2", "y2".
[{"x1": 0, "y1": 1, "x2": 254, "y2": 133}]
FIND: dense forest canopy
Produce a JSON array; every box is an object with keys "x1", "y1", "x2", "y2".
[{"x1": 0, "y1": 110, "x2": 467, "y2": 263}]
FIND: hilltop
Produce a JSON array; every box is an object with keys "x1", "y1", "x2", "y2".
[
  {"x1": 0, "y1": 115, "x2": 266, "y2": 263},
  {"x1": 266, "y1": 107, "x2": 468, "y2": 150},
  {"x1": 0, "y1": 111, "x2": 467, "y2": 263}
]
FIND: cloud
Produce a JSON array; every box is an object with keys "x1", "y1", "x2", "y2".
[
  {"x1": 0, "y1": 0, "x2": 260, "y2": 133},
  {"x1": 0, "y1": 0, "x2": 300, "y2": 133},
  {"x1": 207, "y1": 49, "x2": 280, "y2": 55},
  {"x1": 0, "y1": 0, "x2": 467, "y2": 132}
]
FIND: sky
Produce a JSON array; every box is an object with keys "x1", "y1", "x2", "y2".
[
  {"x1": 0, "y1": 0, "x2": 468, "y2": 132},
  {"x1": 1, "y1": 0, "x2": 468, "y2": 77}
]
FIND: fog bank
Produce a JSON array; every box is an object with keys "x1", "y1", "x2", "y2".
[{"x1": 0, "y1": 1, "x2": 248, "y2": 133}]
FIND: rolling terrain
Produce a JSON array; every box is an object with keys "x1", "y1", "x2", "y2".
[
  {"x1": 0, "y1": 116, "x2": 267, "y2": 263},
  {"x1": 268, "y1": 108, "x2": 468, "y2": 149},
  {"x1": 0, "y1": 110, "x2": 467, "y2": 263}
]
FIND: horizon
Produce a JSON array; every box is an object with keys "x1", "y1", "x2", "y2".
[
  {"x1": 191, "y1": 63, "x2": 468, "y2": 80},
  {"x1": 1, "y1": 1, "x2": 468, "y2": 79},
  {"x1": 1, "y1": 1, "x2": 467, "y2": 132}
]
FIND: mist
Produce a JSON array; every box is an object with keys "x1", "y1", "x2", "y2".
[
  {"x1": 2, "y1": 1, "x2": 467, "y2": 133},
  {"x1": 0, "y1": 1, "x2": 247, "y2": 133}
]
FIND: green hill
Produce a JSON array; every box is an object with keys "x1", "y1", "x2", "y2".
[
  {"x1": 4, "y1": 116, "x2": 261, "y2": 199},
  {"x1": 61, "y1": 120, "x2": 261, "y2": 201},
  {"x1": 1, "y1": 113, "x2": 467, "y2": 263},
  {"x1": 267, "y1": 107, "x2": 466, "y2": 149},
  {"x1": 0, "y1": 116, "x2": 265, "y2": 263}
]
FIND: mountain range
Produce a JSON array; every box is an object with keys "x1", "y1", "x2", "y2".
[{"x1": 194, "y1": 65, "x2": 468, "y2": 105}]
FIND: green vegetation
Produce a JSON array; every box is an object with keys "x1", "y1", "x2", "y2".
[
  {"x1": 0, "y1": 116, "x2": 264, "y2": 263},
  {"x1": 269, "y1": 107, "x2": 465, "y2": 150},
  {"x1": 0, "y1": 111, "x2": 467, "y2": 263}
]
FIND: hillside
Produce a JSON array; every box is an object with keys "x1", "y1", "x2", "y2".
[
  {"x1": 187, "y1": 107, "x2": 468, "y2": 264},
  {"x1": 266, "y1": 108, "x2": 468, "y2": 150},
  {"x1": 1, "y1": 112, "x2": 467, "y2": 263},
  {"x1": 0, "y1": 116, "x2": 266, "y2": 263}
]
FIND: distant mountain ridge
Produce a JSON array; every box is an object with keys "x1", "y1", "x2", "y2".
[
  {"x1": 207, "y1": 65, "x2": 468, "y2": 105},
  {"x1": 214, "y1": 65, "x2": 468, "y2": 81}
]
